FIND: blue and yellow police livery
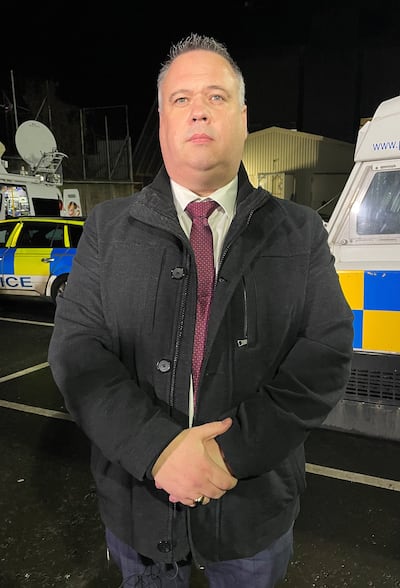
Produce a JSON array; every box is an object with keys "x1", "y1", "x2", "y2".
[
  {"x1": 339, "y1": 270, "x2": 400, "y2": 354},
  {"x1": 0, "y1": 217, "x2": 84, "y2": 303}
]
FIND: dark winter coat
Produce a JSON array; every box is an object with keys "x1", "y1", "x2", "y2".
[{"x1": 48, "y1": 163, "x2": 354, "y2": 567}]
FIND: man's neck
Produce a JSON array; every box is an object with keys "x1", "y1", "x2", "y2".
[{"x1": 168, "y1": 167, "x2": 238, "y2": 198}]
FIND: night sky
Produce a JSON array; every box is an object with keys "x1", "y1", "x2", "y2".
[{"x1": 1, "y1": 2, "x2": 400, "y2": 148}]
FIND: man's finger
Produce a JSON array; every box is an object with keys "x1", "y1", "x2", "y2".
[{"x1": 195, "y1": 417, "x2": 233, "y2": 441}]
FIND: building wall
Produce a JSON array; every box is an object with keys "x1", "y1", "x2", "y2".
[
  {"x1": 63, "y1": 181, "x2": 140, "y2": 216},
  {"x1": 243, "y1": 127, "x2": 355, "y2": 208}
]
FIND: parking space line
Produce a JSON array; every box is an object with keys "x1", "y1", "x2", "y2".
[
  {"x1": 0, "y1": 362, "x2": 50, "y2": 383},
  {"x1": 306, "y1": 462, "x2": 400, "y2": 492},
  {"x1": 0, "y1": 317, "x2": 54, "y2": 327},
  {"x1": 0, "y1": 399, "x2": 73, "y2": 421}
]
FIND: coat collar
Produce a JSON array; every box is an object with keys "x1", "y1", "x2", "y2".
[{"x1": 129, "y1": 163, "x2": 269, "y2": 226}]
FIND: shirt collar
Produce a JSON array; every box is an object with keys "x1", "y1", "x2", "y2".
[{"x1": 171, "y1": 177, "x2": 238, "y2": 219}]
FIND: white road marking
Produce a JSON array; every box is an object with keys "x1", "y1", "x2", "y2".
[
  {"x1": 0, "y1": 399, "x2": 73, "y2": 421},
  {"x1": 0, "y1": 362, "x2": 50, "y2": 383},
  {"x1": 0, "y1": 316, "x2": 54, "y2": 327},
  {"x1": 306, "y1": 462, "x2": 400, "y2": 492}
]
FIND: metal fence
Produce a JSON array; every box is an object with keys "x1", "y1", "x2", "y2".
[{"x1": 79, "y1": 105, "x2": 133, "y2": 182}]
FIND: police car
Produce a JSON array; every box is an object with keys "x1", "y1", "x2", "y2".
[{"x1": 0, "y1": 216, "x2": 85, "y2": 303}]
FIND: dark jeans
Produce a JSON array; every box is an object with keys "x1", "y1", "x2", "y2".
[{"x1": 106, "y1": 524, "x2": 293, "y2": 588}]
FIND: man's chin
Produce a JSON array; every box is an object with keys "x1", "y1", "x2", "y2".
[{"x1": 188, "y1": 155, "x2": 220, "y2": 173}]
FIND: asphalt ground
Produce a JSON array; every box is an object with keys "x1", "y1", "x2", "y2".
[{"x1": 1, "y1": 296, "x2": 400, "y2": 588}]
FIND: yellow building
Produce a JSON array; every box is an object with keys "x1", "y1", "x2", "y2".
[{"x1": 243, "y1": 126, "x2": 355, "y2": 216}]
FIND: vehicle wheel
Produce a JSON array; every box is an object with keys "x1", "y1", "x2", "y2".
[{"x1": 51, "y1": 275, "x2": 68, "y2": 304}]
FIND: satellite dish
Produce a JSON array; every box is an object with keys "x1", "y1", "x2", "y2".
[{"x1": 15, "y1": 120, "x2": 57, "y2": 169}]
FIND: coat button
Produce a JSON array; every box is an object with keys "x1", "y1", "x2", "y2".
[
  {"x1": 171, "y1": 267, "x2": 185, "y2": 279},
  {"x1": 156, "y1": 359, "x2": 171, "y2": 373},
  {"x1": 157, "y1": 540, "x2": 172, "y2": 553}
]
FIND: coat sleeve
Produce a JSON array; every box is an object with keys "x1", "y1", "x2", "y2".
[
  {"x1": 217, "y1": 211, "x2": 354, "y2": 478},
  {"x1": 47, "y1": 207, "x2": 182, "y2": 481}
]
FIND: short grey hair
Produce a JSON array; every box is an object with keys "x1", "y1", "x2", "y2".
[{"x1": 157, "y1": 33, "x2": 246, "y2": 108}]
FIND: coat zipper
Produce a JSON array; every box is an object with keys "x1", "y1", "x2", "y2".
[
  {"x1": 167, "y1": 257, "x2": 190, "y2": 411},
  {"x1": 237, "y1": 277, "x2": 248, "y2": 348},
  {"x1": 155, "y1": 237, "x2": 191, "y2": 561}
]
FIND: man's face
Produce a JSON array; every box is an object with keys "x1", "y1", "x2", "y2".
[{"x1": 158, "y1": 50, "x2": 248, "y2": 193}]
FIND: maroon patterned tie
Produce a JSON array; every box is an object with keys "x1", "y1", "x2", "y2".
[{"x1": 186, "y1": 199, "x2": 219, "y2": 402}]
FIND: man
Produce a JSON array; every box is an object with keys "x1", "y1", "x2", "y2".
[{"x1": 48, "y1": 33, "x2": 354, "y2": 587}]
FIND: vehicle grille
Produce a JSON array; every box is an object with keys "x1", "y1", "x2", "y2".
[{"x1": 345, "y1": 352, "x2": 400, "y2": 406}]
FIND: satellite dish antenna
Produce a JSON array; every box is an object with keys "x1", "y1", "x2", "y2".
[{"x1": 15, "y1": 120, "x2": 57, "y2": 170}]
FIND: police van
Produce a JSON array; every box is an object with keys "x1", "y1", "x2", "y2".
[
  {"x1": 0, "y1": 216, "x2": 84, "y2": 303},
  {"x1": 322, "y1": 95, "x2": 400, "y2": 442}
]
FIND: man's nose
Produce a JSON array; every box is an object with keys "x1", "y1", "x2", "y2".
[
  {"x1": 190, "y1": 98, "x2": 209, "y2": 122},
  {"x1": 192, "y1": 113, "x2": 208, "y2": 122}
]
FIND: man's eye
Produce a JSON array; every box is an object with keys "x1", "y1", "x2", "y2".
[
  {"x1": 175, "y1": 97, "x2": 187, "y2": 104},
  {"x1": 211, "y1": 95, "x2": 224, "y2": 102}
]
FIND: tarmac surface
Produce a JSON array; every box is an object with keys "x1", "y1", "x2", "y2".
[{"x1": 1, "y1": 296, "x2": 400, "y2": 587}]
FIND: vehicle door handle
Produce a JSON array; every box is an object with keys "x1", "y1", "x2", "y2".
[{"x1": 41, "y1": 257, "x2": 55, "y2": 263}]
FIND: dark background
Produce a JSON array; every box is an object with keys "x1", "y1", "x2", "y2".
[{"x1": 1, "y1": 2, "x2": 400, "y2": 150}]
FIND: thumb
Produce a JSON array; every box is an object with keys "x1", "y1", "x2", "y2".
[{"x1": 197, "y1": 417, "x2": 233, "y2": 441}]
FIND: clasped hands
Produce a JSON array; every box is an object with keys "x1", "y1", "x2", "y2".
[{"x1": 152, "y1": 417, "x2": 238, "y2": 507}]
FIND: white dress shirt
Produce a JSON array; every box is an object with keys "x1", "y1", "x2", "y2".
[{"x1": 171, "y1": 177, "x2": 238, "y2": 274}]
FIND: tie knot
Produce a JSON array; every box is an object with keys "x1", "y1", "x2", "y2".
[{"x1": 186, "y1": 199, "x2": 219, "y2": 221}]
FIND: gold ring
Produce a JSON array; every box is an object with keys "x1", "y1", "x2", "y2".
[{"x1": 194, "y1": 495, "x2": 205, "y2": 505}]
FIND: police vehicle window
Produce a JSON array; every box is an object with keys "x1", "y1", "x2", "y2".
[
  {"x1": 0, "y1": 223, "x2": 18, "y2": 247},
  {"x1": 50, "y1": 226, "x2": 64, "y2": 248},
  {"x1": 18, "y1": 222, "x2": 60, "y2": 248},
  {"x1": 356, "y1": 170, "x2": 400, "y2": 235},
  {"x1": 68, "y1": 224, "x2": 83, "y2": 248}
]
